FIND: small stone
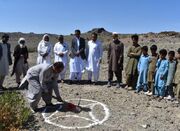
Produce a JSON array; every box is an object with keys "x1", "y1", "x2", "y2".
[
  {"x1": 141, "y1": 124, "x2": 150, "y2": 129},
  {"x1": 130, "y1": 112, "x2": 136, "y2": 115},
  {"x1": 130, "y1": 112, "x2": 137, "y2": 117}
]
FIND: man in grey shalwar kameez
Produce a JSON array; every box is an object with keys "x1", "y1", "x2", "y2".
[
  {"x1": 20, "y1": 62, "x2": 64, "y2": 111},
  {"x1": 0, "y1": 34, "x2": 12, "y2": 90}
]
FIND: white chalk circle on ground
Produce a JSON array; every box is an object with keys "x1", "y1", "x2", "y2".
[{"x1": 42, "y1": 99, "x2": 110, "y2": 129}]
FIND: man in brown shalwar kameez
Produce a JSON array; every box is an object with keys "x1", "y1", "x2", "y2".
[
  {"x1": 125, "y1": 34, "x2": 141, "y2": 90},
  {"x1": 107, "y1": 32, "x2": 124, "y2": 88}
]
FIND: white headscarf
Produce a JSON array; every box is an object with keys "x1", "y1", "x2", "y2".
[
  {"x1": 42, "y1": 34, "x2": 50, "y2": 44},
  {"x1": 18, "y1": 37, "x2": 26, "y2": 48},
  {"x1": 38, "y1": 34, "x2": 51, "y2": 55}
]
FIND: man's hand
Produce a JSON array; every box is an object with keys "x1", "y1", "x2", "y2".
[
  {"x1": 69, "y1": 52, "x2": 72, "y2": 57},
  {"x1": 128, "y1": 53, "x2": 133, "y2": 57},
  {"x1": 160, "y1": 75, "x2": 164, "y2": 80},
  {"x1": 98, "y1": 59, "x2": 102, "y2": 64},
  {"x1": 118, "y1": 60, "x2": 122, "y2": 65},
  {"x1": 79, "y1": 48, "x2": 84, "y2": 53},
  {"x1": 119, "y1": 65, "x2": 123, "y2": 70},
  {"x1": 43, "y1": 53, "x2": 49, "y2": 58},
  {"x1": 59, "y1": 52, "x2": 64, "y2": 57},
  {"x1": 44, "y1": 88, "x2": 49, "y2": 93},
  {"x1": 57, "y1": 97, "x2": 64, "y2": 102},
  {"x1": 76, "y1": 51, "x2": 80, "y2": 57}
]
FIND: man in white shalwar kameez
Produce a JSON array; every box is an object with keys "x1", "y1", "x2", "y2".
[
  {"x1": 54, "y1": 35, "x2": 69, "y2": 81},
  {"x1": 86, "y1": 33, "x2": 103, "y2": 84},
  {"x1": 0, "y1": 34, "x2": 12, "y2": 90},
  {"x1": 37, "y1": 34, "x2": 52, "y2": 64},
  {"x1": 69, "y1": 30, "x2": 86, "y2": 84}
]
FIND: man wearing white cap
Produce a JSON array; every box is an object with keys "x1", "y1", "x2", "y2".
[
  {"x1": 54, "y1": 35, "x2": 69, "y2": 82},
  {"x1": 11, "y1": 38, "x2": 29, "y2": 86},
  {"x1": 86, "y1": 33, "x2": 103, "y2": 84},
  {"x1": 107, "y1": 32, "x2": 124, "y2": 88}
]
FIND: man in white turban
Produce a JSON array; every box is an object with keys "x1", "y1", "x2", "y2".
[{"x1": 11, "y1": 37, "x2": 29, "y2": 87}]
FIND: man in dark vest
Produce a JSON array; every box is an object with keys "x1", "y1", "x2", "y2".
[{"x1": 69, "y1": 29, "x2": 86, "y2": 84}]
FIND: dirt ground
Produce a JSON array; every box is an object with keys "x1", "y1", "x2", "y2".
[{"x1": 3, "y1": 50, "x2": 180, "y2": 131}]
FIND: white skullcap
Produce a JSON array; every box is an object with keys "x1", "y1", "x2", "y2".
[{"x1": 112, "y1": 32, "x2": 118, "y2": 35}]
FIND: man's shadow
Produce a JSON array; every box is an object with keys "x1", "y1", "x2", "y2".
[
  {"x1": 0, "y1": 87, "x2": 23, "y2": 94},
  {"x1": 63, "y1": 80, "x2": 108, "y2": 86},
  {"x1": 37, "y1": 102, "x2": 91, "y2": 114}
]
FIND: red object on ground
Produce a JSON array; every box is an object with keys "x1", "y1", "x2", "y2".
[{"x1": 67, "y1": 103, "x2": 76, "y2": 110}]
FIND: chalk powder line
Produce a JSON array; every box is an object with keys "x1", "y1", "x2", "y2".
[{"x1": 42, "y1": 99, "x2": 110, "y2": 129}]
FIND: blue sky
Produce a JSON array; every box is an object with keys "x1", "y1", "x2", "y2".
[{"x1": 0, "y1": 0, "x2": 180, "y2": 34}]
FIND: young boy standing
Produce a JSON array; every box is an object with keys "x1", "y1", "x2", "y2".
[
  {"x1": 136, "y1": 46, "x2": 150, "y2": 93},
  {"x1": 164, "y1": 51, "x2": 176, "y2": 100},
  {"x1": 125, "y1": 35, "x2": 141, "y2": 90},
  {"x1": 147, "y1": 45, "x2": 158, "y2": 95},
  {"x1": 154, "y1": 49, "x2": 169, "y2": 98}
]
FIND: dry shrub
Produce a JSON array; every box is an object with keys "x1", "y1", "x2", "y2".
[{"x1": 0, "y1": 92, "x2": 31, "y2": 131}]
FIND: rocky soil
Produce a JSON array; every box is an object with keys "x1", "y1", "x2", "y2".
[{"x1": 2, "y1": 47, "x2": 180, "y2": 131}]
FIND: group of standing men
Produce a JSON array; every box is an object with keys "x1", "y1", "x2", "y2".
[
  {"x1": 0, "y1": 30, "x2": 126, "y2": 90},
  {"x1": 0, "y1": 30, "x2": 124, "y2": 111},
  {"x1": 36, "y1": 30, "x2": 105, "y2": 85},
  {"x1": 1, "y1": 30, "x2": 180, "y2": 111}
]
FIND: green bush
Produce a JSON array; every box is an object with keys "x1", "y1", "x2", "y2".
[{"x1": 0, "y1": 92, "x2": 31, "y2": 131}]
